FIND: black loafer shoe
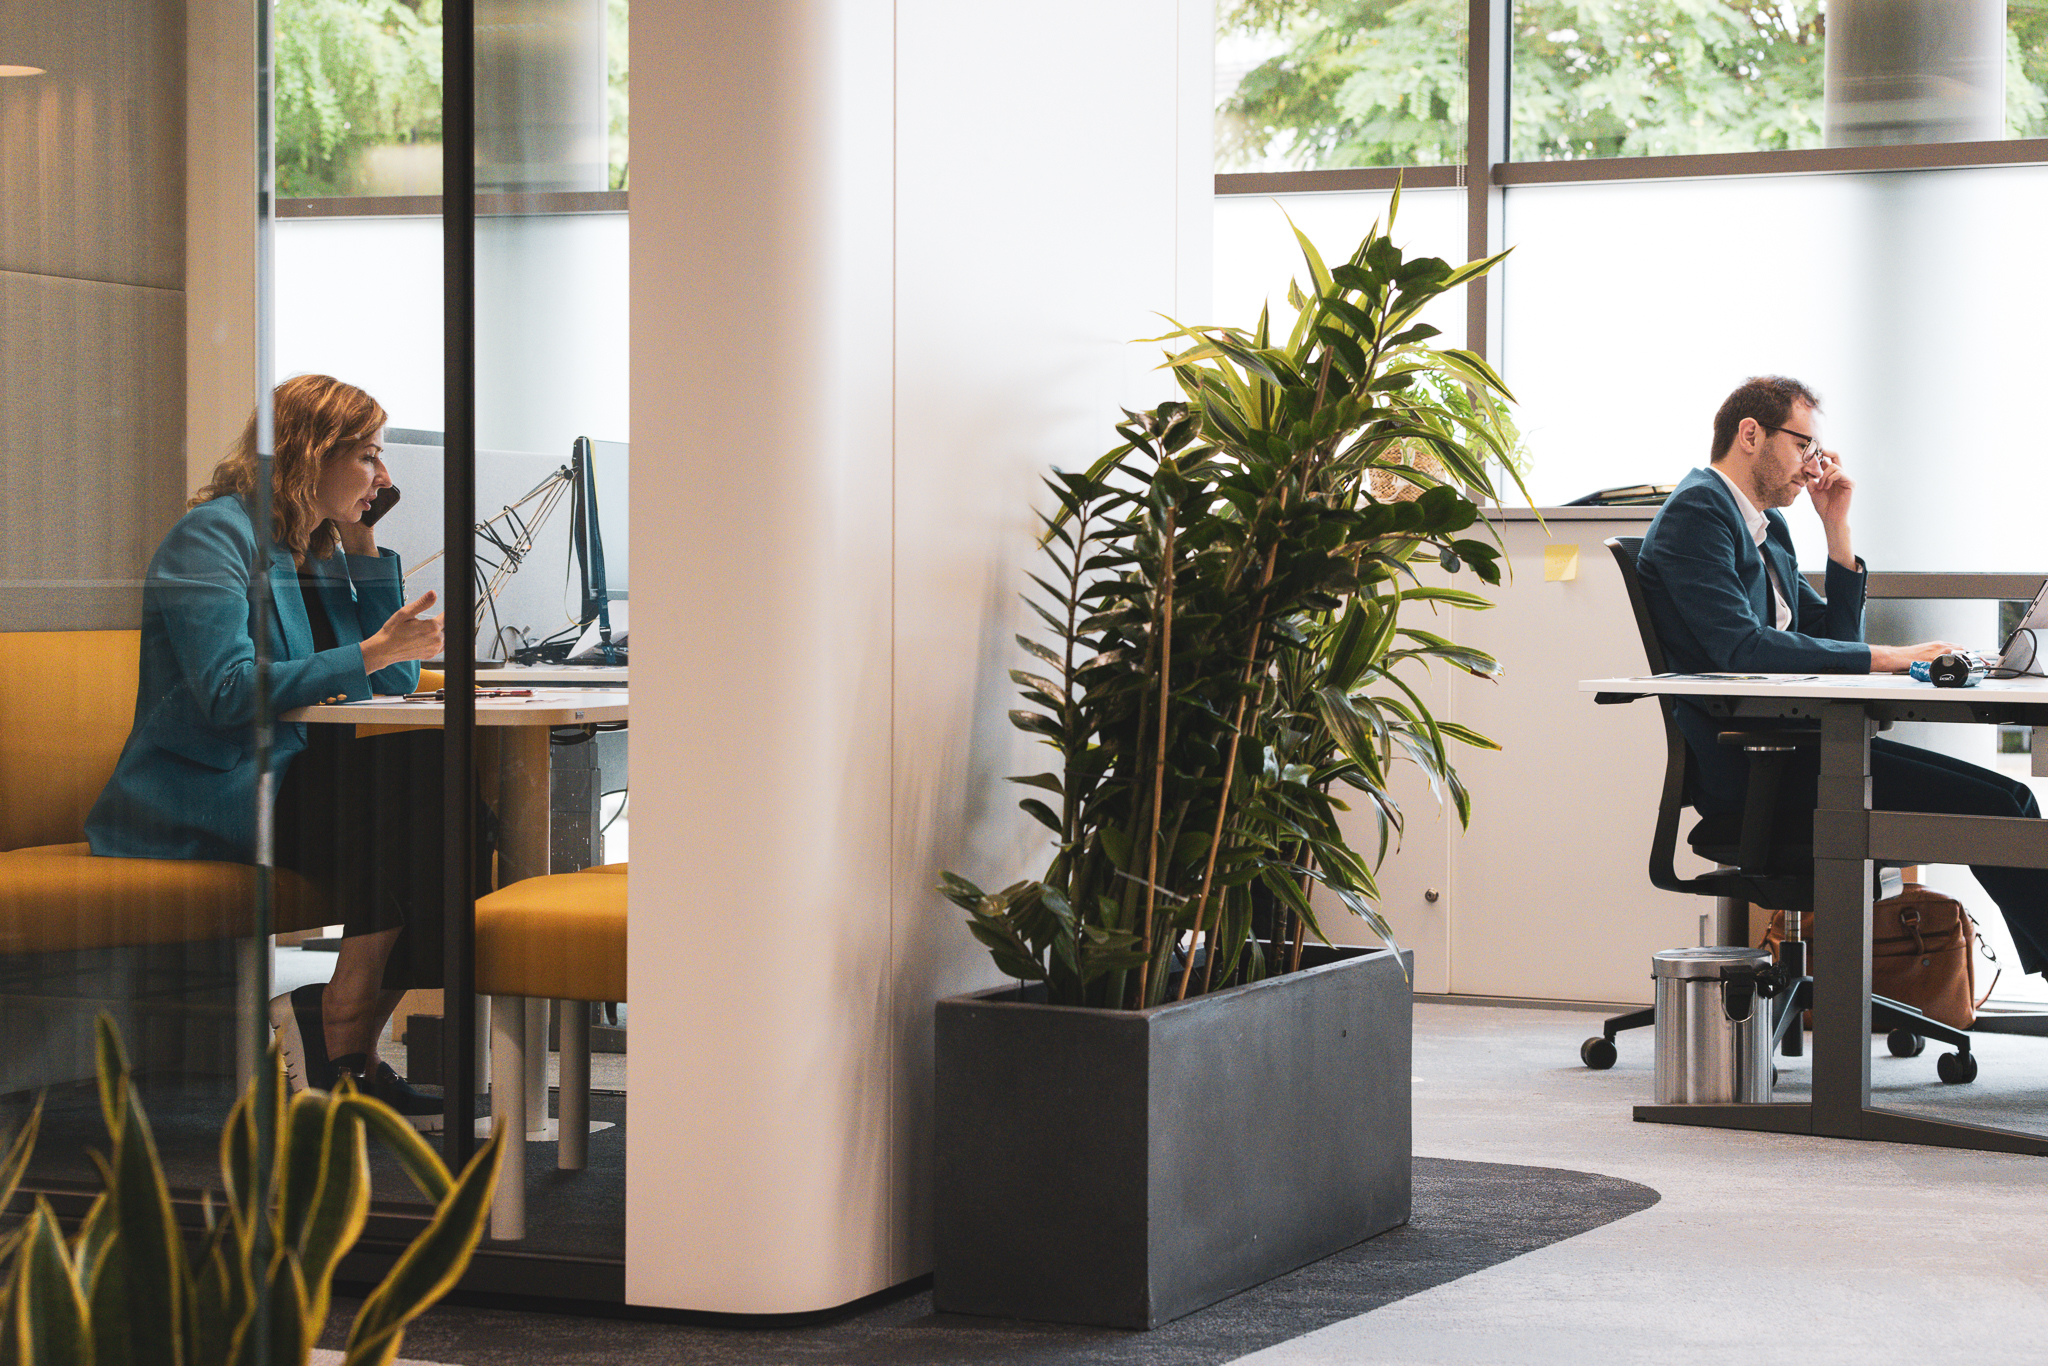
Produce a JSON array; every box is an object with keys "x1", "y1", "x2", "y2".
[
  {"x1": 268, "y1": 984, "x2": 335, "y2": 1092},
  {"x1": 338, "y1": 1055, "x2": 446, "y2": 1133}
]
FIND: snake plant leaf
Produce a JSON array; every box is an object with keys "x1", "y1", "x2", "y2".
[
  {"x1": 80, "y1": 1184, "x2": 137, "y2": 1366},
  {"x1": 340, "y1": 1126, "x2": 507, "y2": 1366},
  {"x1": 256, "y1": 1248, "x2": 312, "y2": 1366},
  {"x1": 101, "y1": 1018, "x2": 185, "y2": 1366},
  {"x1": 279, "y1": 1088, "x2": 333, "y2": 1252},
  {"x1": 0, "y1": 1100, "x2": 38, "y2": 1224},
  {"x1": 0, "y1": 1260, "x2": 14, "y2": 1366},
  {"x1": 15, "y1": 1200, "x2": 90, "y2": 1366},
  {"x1": 189, "y1": 1220, "x2": 240, "y2": 1366},
  {"x1": 337, "y1": 1097, "x2": 455, "y2": 1205},
  {"x1": 298, "y1": 1096, "x2": 373, "y2": 1335}
]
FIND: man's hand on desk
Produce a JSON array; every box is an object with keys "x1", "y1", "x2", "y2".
[{"x1": 1870, "y1": 640, "x2": 1967, "y2": 673}]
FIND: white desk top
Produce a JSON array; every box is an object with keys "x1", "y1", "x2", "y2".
[
  {"x1": 1579, "y1": 672, "x2": 2048, "y2": 704},
  {"x1": 283, "y1": 688, "x2": 630, "y2": 726}
]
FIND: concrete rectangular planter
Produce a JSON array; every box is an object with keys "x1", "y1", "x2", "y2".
[{"x1": 933, "y1": 945, "x2": 1411, "y2": 1328}]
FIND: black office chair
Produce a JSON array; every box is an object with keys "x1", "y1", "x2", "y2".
[{"x1": 1583, "y1": 536, "x2": 1979, "y2": 1083}]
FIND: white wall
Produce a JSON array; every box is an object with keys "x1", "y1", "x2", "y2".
[
  {"x1": 629, "y1": 0, "x2": 1209, "y2": 1314},
  {"x1": 274, "y1": 211, "x2": 628, "y2": 454}
]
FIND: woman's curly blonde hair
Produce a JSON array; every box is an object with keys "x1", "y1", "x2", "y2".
[{"x1": 194, "y1": 374, "x2": 388, "y2": 563}]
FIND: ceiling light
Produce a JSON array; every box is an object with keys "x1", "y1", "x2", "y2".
[{"x1": 0, "y1": 66, "x2": 48, "y2": 77}]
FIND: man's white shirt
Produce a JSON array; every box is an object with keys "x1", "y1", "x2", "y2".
[{"x1": 1710, "y1": 463, "x2": 1795, "y2": 632}]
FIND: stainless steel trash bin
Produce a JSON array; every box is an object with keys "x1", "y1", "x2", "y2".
[{"x1": 1652, "y1": 947, "x2": 1774, "y2": 1104}]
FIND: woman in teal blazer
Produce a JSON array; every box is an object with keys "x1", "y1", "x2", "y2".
[{"x1": 88, "y1": 375, "x2": 449, "y2": 1125}]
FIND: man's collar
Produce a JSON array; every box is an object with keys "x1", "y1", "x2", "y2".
[{"x1": 1708, "y1": 463, "x2": 1770, "y2": 547}]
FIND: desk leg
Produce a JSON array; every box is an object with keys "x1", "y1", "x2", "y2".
[
  {"x1": 1810, "y1": 704, "x2": 1874, "y2": 1137},
  {"x1": 489, "y1": 727, "x2": 553, "y2": 886}
]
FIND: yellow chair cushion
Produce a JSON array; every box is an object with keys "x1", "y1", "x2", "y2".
[
  {"x1": 0, "y1": 631, "x2": 141, "y2": 852},
  {"x1": 475, "y1": 870, "x2": 626, "y2": 1002},
  {"x1": 0, "y1": 844, "x2": 330, "y2": 955},
  {"x1": 586, "y1": 862, "x2": 627, "y2": 874}
]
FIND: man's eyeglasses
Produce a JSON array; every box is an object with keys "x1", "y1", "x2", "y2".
[{"x1": 1765, "y1": 424, "x2": 1823, "y2": 462}]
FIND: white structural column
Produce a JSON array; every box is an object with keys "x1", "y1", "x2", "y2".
[{"x1": 629, "y1": 0, "x2": 1209, "y2": 1315}]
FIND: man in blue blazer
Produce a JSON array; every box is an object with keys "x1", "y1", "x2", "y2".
[{"x1": 1638, "y1": 376, "x2": 2048, "y2": 974}]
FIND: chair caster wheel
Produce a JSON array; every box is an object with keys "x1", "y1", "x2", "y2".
[
  {"x1": 1581, "y1": 1036, "x2": 1618, "y2": 1070},
  {"x1": 1887, "y1": 1029, "x2": 1926, "y2": 1058},
  {"x1": 1936, "y1": 1050, "x2": 1978, "y2": 1084}
]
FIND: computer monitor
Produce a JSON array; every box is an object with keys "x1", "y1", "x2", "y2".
[{"x1": 569, "y1": 436, "x2": 627, "y2": 663}]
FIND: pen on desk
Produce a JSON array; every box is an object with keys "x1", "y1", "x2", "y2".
[{"x1": 402, "y1": 688, "x2": 535, "y2": 701}]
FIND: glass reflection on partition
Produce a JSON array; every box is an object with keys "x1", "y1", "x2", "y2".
[{"x1": 0, "y1": 0, "x2": 271, "y2": 1202}]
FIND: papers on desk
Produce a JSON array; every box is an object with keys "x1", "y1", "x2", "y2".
[{"x1": 1651, "y1": 673, "x2": 1821, "y2": 682}]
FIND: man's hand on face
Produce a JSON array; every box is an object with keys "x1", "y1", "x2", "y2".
[{"x1": 1804, "y1": 451, "x2": 1854, "y2": 528}]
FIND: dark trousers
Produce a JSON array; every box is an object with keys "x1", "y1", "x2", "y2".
[
  {"x1": 274, "y1": 728, "x2": 494, "y2": 991},
  {"x1": 1780, "y1": 737, "x2": 2048, "y2": 976}
]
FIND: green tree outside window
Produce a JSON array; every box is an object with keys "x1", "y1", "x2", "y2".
[{"x1": 274, "y1": 0, "x2": 629, "y2": 198}]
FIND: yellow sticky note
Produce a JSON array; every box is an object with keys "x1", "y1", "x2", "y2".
[{"x1": 1544, "y1": 544, "x2": 1580, "y2": 582}]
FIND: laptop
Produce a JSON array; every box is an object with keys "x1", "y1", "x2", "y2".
[{"x1": 1990, "y1": 579, "x2": 2048, "y2": 674}]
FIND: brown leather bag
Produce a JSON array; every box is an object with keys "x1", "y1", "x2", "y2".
[{"x1": 1763, "y1": 883, "x2": 1993, "y2": 1031}]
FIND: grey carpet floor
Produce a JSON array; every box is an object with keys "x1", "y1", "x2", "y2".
[
  {"x1": 319, "y1": 1156, "x2": 1656, "y2": 1366},
  {"x1": 1239, "y1": 1003, "x2": 2048, "y2": 1366}
]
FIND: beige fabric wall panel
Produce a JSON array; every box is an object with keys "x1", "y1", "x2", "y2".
[
  {"x1": 0, "y1": 271, "x2": 184, "y2": 630},
  {"x1": 887, "y1": 0, "x2": 1213, "y2": 1284},
  {"x1": 630, "y1": 0, "x2": 1209, "y2": 1315},
  {"x1": 1447, "y1": 516, "x2": 1695, "y2": 1004},
  {"x1": 184, "y1": 0, "x2": 256, "y2": 492},
  {"x1": 0, "y1": 0, "x2": 183, "y2": 291}
]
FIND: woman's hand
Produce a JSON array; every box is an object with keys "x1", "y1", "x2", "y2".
[{"x1": 361, "y1": 590, "x2": 445, "y2": 674}]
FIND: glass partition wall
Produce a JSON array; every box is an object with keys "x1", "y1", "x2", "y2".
[
  {"x1": 1215, "y1": 0, "x2": 2048, "y2": 1004},
  {"x1": 2, "y1": 0, "x2": 630, "y2": 1320},
  {"x1": 0, "y1": 0, "x2": 317, "y2": 1225}
]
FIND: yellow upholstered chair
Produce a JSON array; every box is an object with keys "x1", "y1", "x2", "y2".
[
  {"x1": 0, "y1": 630, "x2": 330, "y2": 954},
  {"x1": 474, "y1": 866, "x2": 627, "y2": 1240}
]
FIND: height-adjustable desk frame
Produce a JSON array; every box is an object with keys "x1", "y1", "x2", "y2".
[{"x1": 1584, "y1": 669, "x2": 2048, "y2": 1155}]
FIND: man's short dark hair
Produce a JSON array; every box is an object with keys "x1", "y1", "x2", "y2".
[{"x1": 1710, "y1": 376, "x2": 1821, "y2": 463}]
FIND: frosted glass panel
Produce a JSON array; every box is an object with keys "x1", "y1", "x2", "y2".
[
  {"x1": 1213, "y1": 189, "x2": 1467, "y2": 343},
  {"x1": 1499, "y1": 165, "x2": 2048, "y2": 573}
]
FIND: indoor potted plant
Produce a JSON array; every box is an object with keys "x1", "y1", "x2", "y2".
[{"x1": 934, "y1": 195, "x2": 1527, "y2": 1328}]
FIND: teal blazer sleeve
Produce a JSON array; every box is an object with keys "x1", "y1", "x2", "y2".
[
  {"x1": 1636, "y1": 467, "x2": 1871, "y2": 676},
  {"x1": 86, "y1": 496, "x2": 420, "y2": 863}
]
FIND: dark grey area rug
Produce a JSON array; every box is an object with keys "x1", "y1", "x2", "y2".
[{"x1": 325, "y1": 1158, "x2": 1659, "y2": 1366}]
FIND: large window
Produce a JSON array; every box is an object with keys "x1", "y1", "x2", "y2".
[
  {"x1": 1217, "y1": 0, "x2": 1469, "y2": 171},
  {"x1": 276, "y1": 0, "x2": 628, "y2": 199},
  {"x1": 1219, "y1": 0, "x2": 2048, "y2": 174}
]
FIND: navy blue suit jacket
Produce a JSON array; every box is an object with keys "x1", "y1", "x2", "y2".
[
  {"x1": 1636, "y1": 466, "x2": 1870, "y2": 813},
  {"x1": 87, "y1": 495, "x2": 421, "y2": 863}
]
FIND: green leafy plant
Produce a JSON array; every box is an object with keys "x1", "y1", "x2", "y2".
[
  {"x1": 276, "y1": 0, "x2": 445, "y2": 197},
  {"x1": 942, "y1": 194, "x2": 1526, "y2": 1009},
  {"x1": 0, "y1": 1017, "x2": 504, "y2": 1365}
]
